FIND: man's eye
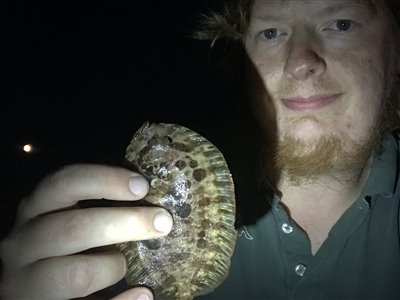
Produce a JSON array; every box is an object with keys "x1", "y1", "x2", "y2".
[
  {"x1": 332, "y1": 19, "x2": 353, "y2": 31},
  {"x1": 261, "y1": 28, "x2": 279, "y2": 40}
]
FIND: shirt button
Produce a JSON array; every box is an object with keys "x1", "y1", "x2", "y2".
[
  {"x1": 295, "y1": 264, "x2": 307, "y2": 276},
  {"x1": 281, "y1": 223, "x2": 294, "y2": 234}
]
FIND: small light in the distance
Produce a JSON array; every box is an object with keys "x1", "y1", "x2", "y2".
[{"x1": 23, "y1": 144, "x2": 33, "y2": 153}]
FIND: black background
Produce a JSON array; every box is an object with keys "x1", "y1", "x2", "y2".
[{"x1": 0, "y1": 1, "x2": 262, "y2": 239}]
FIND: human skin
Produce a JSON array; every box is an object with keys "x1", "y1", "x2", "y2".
[
  {"x1": 245, "y1": 0, "x2": 396, "y2": 146},
  {"x1": 244, "y1": 0, "x2": 399, "y2": 254},
  {"x1": 0, "y1": 164, "x2": 173, "y2": 299}
]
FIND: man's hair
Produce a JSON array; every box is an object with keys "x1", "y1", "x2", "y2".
[
  {"x1": 193, "y1": 0, "x2": 253, "y2": 45},
  {"x1": 194, "y1": 0, "x2": 400, "y2": 44}
]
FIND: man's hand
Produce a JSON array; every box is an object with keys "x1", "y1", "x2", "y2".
[{"x1": 0, "y1": 164, "x2": 173, "y2": 299}]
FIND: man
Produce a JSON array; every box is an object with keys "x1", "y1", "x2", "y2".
[
  {"x1": 1, "y1": 0, "x2": 399, "y2": 299},
  {"x1": 198, "y1": 0, "x2": 400, "y2": 298}
]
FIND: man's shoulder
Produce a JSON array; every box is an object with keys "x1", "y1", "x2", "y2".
[{"x1": 390, "y1": 129, "x2": 400, "y2": 141}]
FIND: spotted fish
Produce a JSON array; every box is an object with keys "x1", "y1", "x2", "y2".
[{"x1": 117, "y1": 122, "x2": 236, "y2": 300}]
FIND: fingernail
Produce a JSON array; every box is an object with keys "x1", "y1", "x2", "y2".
[
  {"x1": 153, "y1": 211, "x2": 173, "y2": 233},
  {"x1": 129, "y1": 176, "x2": 149, "y2": 197},
  {"x1": 137, "y1": 293, "x2": 152, "y2": 300}
]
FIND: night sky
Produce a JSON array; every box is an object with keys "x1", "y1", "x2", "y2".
[{"x1": 1, "y1": 1, "x2": 263, "y2": 238}]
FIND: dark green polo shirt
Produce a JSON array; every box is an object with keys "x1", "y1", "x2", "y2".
[{"x1": 199, "y1": 134, "x2": 400, "y2": 300}]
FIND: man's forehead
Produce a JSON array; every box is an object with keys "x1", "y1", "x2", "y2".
[
  {"x1": 252, "y1": 0, "x2": 372, "y2": 5},
  {"x1": 251, "y1": 0, "x2": 377, "y2": 20}
]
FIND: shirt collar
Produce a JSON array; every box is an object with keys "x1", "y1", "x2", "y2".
[{"x1": 362, "y1": 133, "x2": 399, "y2": 198}]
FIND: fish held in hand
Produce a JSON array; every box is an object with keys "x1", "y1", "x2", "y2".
[{"x1": 117, "y1": 122, "x2": 237, "y2": 300}]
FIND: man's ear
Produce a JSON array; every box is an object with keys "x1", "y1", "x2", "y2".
[
  {"x1": 397, "y1": 54, "x2": 400, "y2": 83},
  {"x1": 397, "y1": 52, "x2": 400, "y2": 73},
  {"x1": 397, "y1": 40, "x2": 400, "y2": 73}
]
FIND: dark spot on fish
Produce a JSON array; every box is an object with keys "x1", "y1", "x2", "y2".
[
  {"x1": 198, "y1": 231, "x2": 206, "y2": 238},
  {"x1": 138, "y1": 145, "x2": 150, "y2": 158},
  {"x1": 196, "y1": 239, "x2": 207, "y2": 249},
  {"x1": 199, "y1": 197, "x2": 211, "y2": 207},
  {"x1": 145, "y1": 166, "x2": 155, "y2": 177},
  {"x1": 141, "y1": 239, "x2": 161, "y2": 250},
  {"x1": 189, "y1": 159, "x2": 198, "y2": 168},
  {"x1": 193, "y1": 168, "x2": 207, "y2": 182},
  {"x1": 201, "y1": 220, "x2": 213, "y2": 229},
  {"x1": 184, "y1": 180, "x2": 192, "y2": 189},
  {"x1": 167, "y1": 186, "x2": 184, "y2": 200},
  {"x1": 135, "y1": 156, "x2": 143, "y2": 167},
  {"x1": 174, "y1": 202, "x2": 192, "y2": 218},
  {"x1": 164, "y1": 275, "x2": 176, "y2": 285},
  {"x1": 170, "y1": 142, "x2": 191, "y2": 152},
  {"x1": 175, "y1": 160, "x2": 186, "y2": 170}
]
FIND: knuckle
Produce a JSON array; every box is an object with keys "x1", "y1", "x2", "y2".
[
  {"x1": 0, "y1": 237, "x2": 16, "y2": 267},
  {"x1": 66, "y1": 257, "x2": 94, "y2": 296},
  {"x1": 16, "y1": 196, "x2": 29, "y2": 214},
  {"x1": 47, "y1": 163, "x2": 117, "y2": 192},
  {"x1": 0, "y1": 279, "x2": 12, "y2": 300},
  {"x1": 0, "y1": 237, "x2": 11, "y2": 257},
  {"x1": 46, "y1": 164, "x2": 81, "y2": 187},
  {"x1": 59, "y1": 210, "x2": 90, "y2": 243}
]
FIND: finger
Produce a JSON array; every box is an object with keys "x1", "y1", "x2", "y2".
[
  {"x1": 16, "y1": 164, "x2": 149, "y2": 224},
  {"x1": 111, "y1": 287, "x2": 154, "y2": 300},
  {"x1": 0, "y1": 250, "x2": 126, "y2": 300},
  {"x1": 2, "y1": 207, "x2": 173, "y2": 270}
]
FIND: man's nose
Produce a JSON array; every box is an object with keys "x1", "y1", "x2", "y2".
[{"x1": 283, "y1": 31, "x2": 326, "y2": 81}]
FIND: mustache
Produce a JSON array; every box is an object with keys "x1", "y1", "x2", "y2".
[{"x1": 273, "y1": 79, "x2": 342, "y2": 99}]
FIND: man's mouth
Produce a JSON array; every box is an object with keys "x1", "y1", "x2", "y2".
[{"x1": 281, "y1": 93, "x2": 342, "y2": 111}]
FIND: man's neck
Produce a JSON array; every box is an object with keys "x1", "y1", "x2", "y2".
[{"x1": 275, "y1": 156, "x2": 373, "y2": 255}]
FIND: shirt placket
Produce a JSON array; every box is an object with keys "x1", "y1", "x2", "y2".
[{"x1": 271, "y1": 198, "x2": 315, "y2": 293}]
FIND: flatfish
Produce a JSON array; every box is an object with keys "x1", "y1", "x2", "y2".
[{"x1": 117, "y1": 122, "x2": 236, "y2": 300}]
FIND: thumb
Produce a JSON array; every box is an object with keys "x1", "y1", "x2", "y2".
[{"x1": 111, "y1": 287, "x2": 153, "y2": 300}]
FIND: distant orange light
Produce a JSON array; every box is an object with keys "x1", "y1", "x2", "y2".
[{"x1": 23, "y1": 144, "x2": 33, "y2": 153}]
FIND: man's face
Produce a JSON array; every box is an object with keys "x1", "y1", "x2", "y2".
[{"x1": 244, "y1": 0, "x2": 398, "y2": 181}]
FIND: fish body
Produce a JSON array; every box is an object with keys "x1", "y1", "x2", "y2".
[{"x1": 117, "y1": 122, "x2": 236, "y2": 300}]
